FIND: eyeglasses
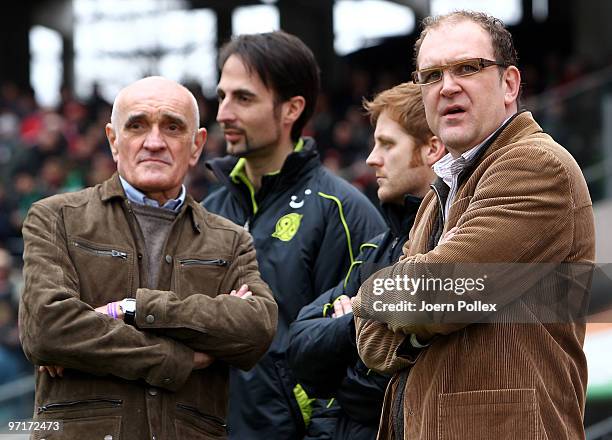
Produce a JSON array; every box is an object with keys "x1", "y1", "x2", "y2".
[{"x1": 412, "y1": 58, "x2": 508, "y2": 86}]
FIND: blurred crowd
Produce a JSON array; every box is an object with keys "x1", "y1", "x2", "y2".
[{"x1": 0, "y1": 52, "x2": 595, "y2": 387}]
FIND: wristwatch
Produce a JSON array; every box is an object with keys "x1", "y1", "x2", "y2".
[{"x1": 120, "y1": 298, "x2": 137, "y2": 325}]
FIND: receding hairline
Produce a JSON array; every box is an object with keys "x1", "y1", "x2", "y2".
[
  {"x1": 110, "y1": 76, "x2": 200, "y2": 131},
  {"x1": 416, "y1": 16, "x2": 489, "y2": 63}
]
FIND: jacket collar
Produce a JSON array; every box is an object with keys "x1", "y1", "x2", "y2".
[
  {"x1": 380, "y1": 195, "x2": 422, "y2": 238},
  {"x1": 459, "y1": 110, "x2": 539, "y2": 177},
  {"x1": 206, "y1": 137, "x2": 319, "y2": 188},
  {"x1": 100, "y1": 173, "x2": 203, "y2": 234},
  {"x1": 205, "y1": 137, "x2": 321, "y2": 214}
]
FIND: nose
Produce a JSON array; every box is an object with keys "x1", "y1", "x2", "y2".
[
  {"x1": 143, "y1": 125, "x2": 166, "y2": 151},
  {"x1": 366, "y1": 146, "x2": 383, "y2": 168},
  {"x1": 216, "y1": 97, "x2": 235, "y2": 125},
  {"x1": 439, "y1": 70, "x2": 461, "y2": 97}
]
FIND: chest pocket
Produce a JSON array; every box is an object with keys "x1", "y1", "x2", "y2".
[
  {"x1": 68, "y1": 238, "x2": 133, "y2": 306},
  {"x1": 174, "y1": 256, "x2": 231, "y2": 299}
]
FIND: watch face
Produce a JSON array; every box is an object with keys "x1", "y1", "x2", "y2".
[{"x1": 123, "y1": 299, "x2": 136, "y2": 313}]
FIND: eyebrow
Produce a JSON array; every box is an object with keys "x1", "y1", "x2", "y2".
[
  {"x1": 375, "y1": 134, "x2": 395, "y2": 144},
  {"x1": 161, "y1": 113, "x2": 188, "y2": 128},
  {"x1": 124, "y1": 112, "x2": 188, "y2": 129},
  {"x1": 217, "y1": 87, "x2": 257, "y2": 99},
  {"x1": 124, "y1": 113, "x2": 146, "y2": 128}
]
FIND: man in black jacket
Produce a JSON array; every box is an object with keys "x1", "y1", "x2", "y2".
[
  {"x1": 288, "y1": 82, "x2": 445, "y2": 439},
  {"x1": 203, "y1": 31, "x2": 385, "y2": 439}
]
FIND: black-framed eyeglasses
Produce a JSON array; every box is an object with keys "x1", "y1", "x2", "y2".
[{"x1": 411, "y1": 58, "x2": 509, "y2": 86}]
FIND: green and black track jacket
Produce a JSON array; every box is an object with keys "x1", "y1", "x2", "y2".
[{"x1": 203, "y1": 137, "x2": 385, "y2": 439}]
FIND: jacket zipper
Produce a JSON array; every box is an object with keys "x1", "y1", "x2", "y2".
[
  {"x1": 73, "y1": 241, "x2": 128, "y2": 259},
  {"x1": 390, "y1": 236, "x2": 400, "y2": 250},
  {"x1": 37, "y1": 398, "x2": 122, "y2": 414},
  {"x1": 176, "y1": 403, "x2": 227, "y2": 427},
  {"x1": 179, "y1": 258, "x2": 229, "y2": 267}
]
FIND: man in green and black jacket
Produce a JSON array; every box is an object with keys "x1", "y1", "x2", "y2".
[{"x1": 203, "y1": 31, "x2": 385, "y2": 439}]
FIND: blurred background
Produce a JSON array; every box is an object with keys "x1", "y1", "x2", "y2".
[{"x1": 0, "y1": 0, "x2": 610, "y2": 437}]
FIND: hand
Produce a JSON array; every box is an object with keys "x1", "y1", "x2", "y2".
[
  {"x1": 95, "y1": 301, "x2": 124, "y2": 320},
  {"x1": 229, "y1": 284, "x2": 252, "y2": 299},
  {"x1": 193, "y1": 351, "x2": 215, "y2": 369},
  {"x1": 332, "y1": 295, "x2": 353, "y2": 318},
  {"x1": 39, "y1": 365, "x2": 64, "y2": 378},
  {"x1": 439, "y1": 226, "x2": 458, "y2": 245}
]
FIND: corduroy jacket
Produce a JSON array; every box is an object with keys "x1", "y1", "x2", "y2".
[
  {"x1": 19, "y1": 174, "x2": 277, "y2": 440},
  {"x1": 354, "y1": 112, "x2": 595, "y2": 440}
]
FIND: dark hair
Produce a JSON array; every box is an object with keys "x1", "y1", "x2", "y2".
[
  {"x1": 219, "y1": 31, "x2": 321, "y2": 142},
  {"x1": 363, "y1": 82, "x2": 433, "y2": 146}
]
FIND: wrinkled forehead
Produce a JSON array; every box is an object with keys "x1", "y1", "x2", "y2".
[
  {"x1": 114, "y1": 78, "x2": 197, "y2": 126},
  {"x1": 417, "y1": 19, "x2": 494, "y2": 69}
]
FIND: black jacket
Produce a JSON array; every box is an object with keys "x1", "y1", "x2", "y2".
[
  {"x1": 203, "y1": 137, "x2": 385, "y2": 439},
  {"x1": 287, "y1": 196, "x2": 422, "y2": 440}
]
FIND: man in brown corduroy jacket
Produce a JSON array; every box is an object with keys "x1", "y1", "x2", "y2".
[{"x1": 353, "y1": 11, "x2": 595, "y2": 440}]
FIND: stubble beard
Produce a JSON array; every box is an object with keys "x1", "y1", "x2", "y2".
[{"x1": 228, "y1": 117, "x2": 283, "y2": 160}]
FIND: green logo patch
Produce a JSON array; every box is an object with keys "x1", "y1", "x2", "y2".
[{"x1": 272, "y1": 213, "x2": 303, "y2": 242}]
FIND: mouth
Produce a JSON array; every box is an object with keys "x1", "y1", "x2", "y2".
[
  {"x1": 223, "y1": 129, "x2": 244, "y2": 143},
  {"x1": 138, "y1": 158, "x2": 171, "y2": 166},
  {"x1": 441, "y1": 105, "x2": 466, "y2": 117}
]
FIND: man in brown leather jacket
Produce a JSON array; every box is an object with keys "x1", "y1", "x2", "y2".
[{"x1": 19, "y1": 76, "x2": 277, "y2": 439}]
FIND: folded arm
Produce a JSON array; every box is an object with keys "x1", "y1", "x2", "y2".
[
  {"x1": 133, "y1": 229, "x2": 278, "y2": 371},
  {"x1": 19, "y1": 203, "x2": 194, "y2": 391}
]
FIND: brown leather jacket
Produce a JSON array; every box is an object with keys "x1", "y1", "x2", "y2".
[
  {"x1": 19, "y1": 174, "x2": 277, "y2": 439},
  {"x1": 354, "y1": 112, "x2": 595, "y2": 440}
]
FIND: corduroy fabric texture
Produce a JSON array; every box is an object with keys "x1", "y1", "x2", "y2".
[{"x1": 354, "y1": 112, "x2": 595, "y2": 440}]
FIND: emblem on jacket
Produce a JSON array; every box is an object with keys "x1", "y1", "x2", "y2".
[
  {"x1": 289, "y1": 189, "x2": 312, "y2": 209},
  {"x1": 272, "y1": 213, "x2": 303, "y2": 242}
]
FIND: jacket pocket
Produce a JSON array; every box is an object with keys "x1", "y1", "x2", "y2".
[
  {"x1": 35, "y1": 398, "x2": 123, "y2": 439},
  {"x1": 69, "y1": 238, "x2": 133, "y2": 305},
  {"x1": 33, "y1": 415, "x2": 122, "y2": 440},
  {"x1": 175, "y1": 403, "x2": 227, "y2": 438},
  {"x1": 174, "y1": 256, "x2": 231, "y2": 298},
  {"x1": 37, "y1": 398, "x2": 123, "y2": 414},
  {"x1": 438, "y1": 389, "x2": 539, "y2": 440}
]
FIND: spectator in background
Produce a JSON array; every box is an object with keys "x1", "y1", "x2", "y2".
[{"x1": 0, "y1": 247, "x2": 26, "y2": 384}]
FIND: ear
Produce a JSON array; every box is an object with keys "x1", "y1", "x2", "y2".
[
  {"x1": 281, "y1": 96, "x2": 306, "y2": 126},
  {"x1": 421, "y1": 136, "x2": 446, "y2": 167},
  {"x1": 105, "y1": 123, "x2": 119, "y2": 163},
  {"x1": 188, "y1": 127, "x2": 207, "y2": 167},
  {"x1": 503, "y1": 66, "x2": 521, "y2": 108}
]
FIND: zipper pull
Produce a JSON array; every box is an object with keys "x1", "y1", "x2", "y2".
[
  {"x1": 244, "y1": 219, "x2": 250, "y2": 232},
  {"x1": 391, "y1": 236, "x2": 400, "y2": 250},
  {"x1": 111, "y1": 250, "x2": 128, "y2": 259}
]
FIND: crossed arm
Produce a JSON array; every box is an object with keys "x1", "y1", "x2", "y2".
[
  {"x1": 40, "y1": 285, "x2": 254, "y2": 378},
  {"x1": 20, "y1": 203, "x2": 277, "y2": 390}
]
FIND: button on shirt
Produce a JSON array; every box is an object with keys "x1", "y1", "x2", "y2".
[{"x1": 119, "y1": 176, "x2": 186, "y2": 211}]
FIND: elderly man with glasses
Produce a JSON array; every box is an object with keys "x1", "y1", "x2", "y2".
[{"x1": 353, "y1": 10, "x2": 594, "y2": 440}]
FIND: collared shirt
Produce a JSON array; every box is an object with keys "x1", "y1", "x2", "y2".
[
  {"x1": 432, "y1": 116, "x2": 512, "y2": 221},
  {"x1": 119, "y1": 175, "x2": 186, "y2": 212}
]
